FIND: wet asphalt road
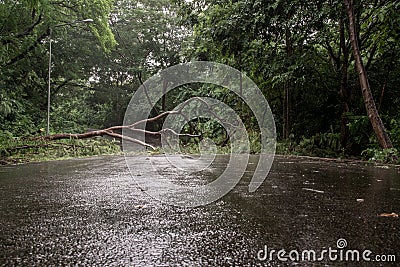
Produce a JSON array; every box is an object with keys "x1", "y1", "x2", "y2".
[{"x1": 0, "y1": 155, "x2": 399, "y2": 266}]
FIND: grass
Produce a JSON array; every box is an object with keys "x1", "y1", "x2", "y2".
[{"x1": 0, "y1": 136, "x2": 122, "y2": 165}]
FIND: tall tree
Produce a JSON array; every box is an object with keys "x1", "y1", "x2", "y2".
[
  {"x1": 86, "y1": 0, "x2": 187, "y2": 127},
  {"x1": 0, "y1": 0, "x2": 116, "y2": 133},
  {"x1": 343, "y1": 0, "x2": 393, "y2": 148}
]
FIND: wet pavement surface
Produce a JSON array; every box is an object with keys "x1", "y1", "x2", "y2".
[{"x1": 0, "y1": 155, "x2": 399, "y2": 266}]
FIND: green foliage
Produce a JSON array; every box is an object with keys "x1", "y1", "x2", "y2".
[
  {"x1": 388, "y1": 118, "x2": 400, "y2": 149},
  {"x1": 347, "y1": 115, "x2": 372, "y2": 146},
  {"x1": 0, "y1": 0, "x2": 117, "y2": 137},
  {"x1": 176, "y1": 128, "x2": 262, "y2": 155},
  {"x1": 177, "y1": 0, "x2": 400, "y2": 159},
  {"x1": 248, "y1": 131, "x2": 262, "y2": 154},
  {"x1": 0, "y1": 133, "x2": 121, "y2": 164},
  {"x1": 277, "y1": 132, "x2": 343, "y2": 158},
  {"x1": 361, "y1": 148, "x2": 399, "y2": 164},
  {"x1": 82, "y1": 0, "x2": 117, "y2": 52},
  {"x1": 0, "y1": 92, "x2": 21, "y2": 118},
  {"x1": 86, "y1": 0, "x2": 187, "y2": 128}
]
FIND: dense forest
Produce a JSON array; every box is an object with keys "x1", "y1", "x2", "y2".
[{"x1": 1, "y1": 0, "x2": 399, "y2": 163}]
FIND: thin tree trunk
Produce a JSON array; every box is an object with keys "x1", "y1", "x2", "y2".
[
  {"x1": 339, "y1": 18, "x2": 351, "y2": 149},
  {"x1": 162, "y1": 78, "x2": 167, "y2": 112},
  {"x1": 343, "y1": 0, "x2": 393, "y2": 149},
  {"x1": 283, "y1": 28, "x2": 293, "y2": 140},
  {"x1": 283, "y1": 82, "x2": 290, "y2": 140},
  {"x1": 377, "y1": 81, "x2": 386, "y2": 113}
]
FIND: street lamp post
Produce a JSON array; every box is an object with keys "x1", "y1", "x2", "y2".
[{"x1": 46, "y1": 19, "x2": 93, "y2": 135}]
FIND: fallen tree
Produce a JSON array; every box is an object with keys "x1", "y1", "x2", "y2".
[
  {"x1": 1, "y1": 97, "x2": 243, "y2": 164},
  {"x1": 42, "y1": 97, "x2": 238, "y2": 149},
  {"x1": 43, "y1": 111, "x2": 200, "y2": 150}
]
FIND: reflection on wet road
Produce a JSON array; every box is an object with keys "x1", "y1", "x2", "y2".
[{"x1": 0, "y1": 155, "x2": 399, "y2": 266}]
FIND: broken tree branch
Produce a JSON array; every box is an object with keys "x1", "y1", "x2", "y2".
[{"x1": 40, "y1": 96, "x2": 244, "y2": 150}]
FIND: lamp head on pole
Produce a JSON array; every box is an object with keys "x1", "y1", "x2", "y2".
[{"x1": 81, "y1": 19, "x2": 94, "y2": 23}]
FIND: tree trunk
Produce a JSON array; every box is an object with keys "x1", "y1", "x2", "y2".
[
  {"x1": 162, "y1": 78, "x2": 167, "y2": 112},
  {"x1": 343, "y1": 0, "x2": 393, "y2": 149},
  {"x1": 339, "y1": 18, "x2": 351, "y2": 149},
  {"x1": 46, "y1": 130, "x2": 155, "y2": 149},
  {"x1": 283, "y1": 28, "x2": 293, "y2": 140},
  {"x1": 283, "y1": 82, "x2": 290, "y2": 140}
]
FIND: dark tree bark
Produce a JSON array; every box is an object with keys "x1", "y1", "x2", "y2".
[
  {"x1": 343, "y1": 0, "x2": 393, "y2": 149},
  {"x1": 283, "y1": 28, "x2": 293, "y2": 140},
  {"x1": 339, "y1": 18, "x2": 352, "y2": 149},
  {"x1": 3, "y1": 30, "x2": 49, "y2": 67}
]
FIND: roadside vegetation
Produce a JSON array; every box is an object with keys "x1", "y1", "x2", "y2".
[{"x1": 0, "y1": 131, "x2": 120, "y2": 164}]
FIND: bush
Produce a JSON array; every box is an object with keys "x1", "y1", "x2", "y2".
[
  {"x1": 277, "y1": 132, "x2": 343, "y2": 158},
  {"x1": 361, "y1": 147, "x2": 399, "y2": 164},
  {"x1": 388, "y1": 118, "x2": 400, "y2": 149},
  {"x1": 0, "y1": 135, "x2": 121, "y2": 164}
]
